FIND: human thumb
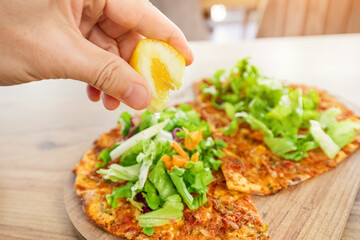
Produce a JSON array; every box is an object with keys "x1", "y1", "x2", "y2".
[{"x1": 65, "y1": 38, "x2": 152, "y2": 110}]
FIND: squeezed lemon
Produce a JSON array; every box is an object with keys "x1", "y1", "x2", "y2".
[{"x1": 130, "y1": 38, "x2": 185, "y2": 113}]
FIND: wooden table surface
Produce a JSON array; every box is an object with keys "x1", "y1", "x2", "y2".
[{"x1": 0, "y1": 34, "x2": 359, "y2": 239}]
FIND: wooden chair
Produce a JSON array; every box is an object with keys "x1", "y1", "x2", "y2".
[{"x1": 257, "y1": 0, "x2": 360, "y2": 38}]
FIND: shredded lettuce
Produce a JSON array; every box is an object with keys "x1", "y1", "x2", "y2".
[
  {"x1": 97, "y1": 164, "x2": 140, "y2": 182},
  {"x1": 169, "y1": 168, "x2": 194, "y2": 209},
  {"x1": 235, "y1": 112, "x2": 273, "y2": 137},
  {"x1": 319, "y1": 107, "x2": 341, "y2": 129},
  {"x1": 138, "y1": 111, "x2": 157, "y2": 132},
  {"x1": 163, "y1": 194, "x2": 184, "y2": 211},
  {"x1": 144, "y1": 181, "x2": 161, "y2": 210},
  {"x1": 149, "y1": 160, "x2": 178, "y2": 201},
  {"x1": 310, "y1": 120, "x2": 340, "y2": 158},
  {"x1": 184, "y1": 161, "x2": 213, "y2": 194},
  {"x1": 131, "y1": 155, "x2": 152, "y2": 198},
  {"x1": 155, "y1": 130, "x2": 174, "y2": 144},
  {"x1": 142, "y1": 227, "x2": 155, "y2": 236},
  {"x1": 222, "y1": 118, "x2": 239, "y2": 136},
  {"x1": 96, "y1": 105, "x2": 226, "y2": 236},
  {"x1": 176, "y1": 129, "x2": 190, "y2": 139},
  {"x1": 118, "y1": 112, "x2": 132, "y2": 136},
  {"x1": 159, "y1": 104, "x2": 211, "y2": 137},
  {"x1": 119, "y1": 140, "x2": 147, "y2": 166},
  {"x1": 106, "y1": 182, "x2": 134, "y2": 208},
  {"x1": 137, "y1": 194, "x2": 184, "y2": 227},
  {"x1": 224, "y1": 102, "x2": 236, "y2": 119},
  {"x1": 130, "y1": 140, "x2": 173, "y2": 199},
  {"x1": 127, "y1": 197, "x2": 144, "y2": 211},
  {"x1": 169, "y1": 165, "x2": 211, "y2": 210},
  {"x1": 264, "y1": 137, "x2": 296, "y2": 156},
  {"x1": 327, "y1": 120, "x2": 360, "y2": 148},
  {"x1": 202, "y1": 58, "x2": 359, "y2": 161},
  {"x1": 96, "y1": 143, "x2": 120, "y2": 168},
  {"x1": 110, "y1": 120, "x2": 169, "y2": 160},
  {"x1": 196, "y1": 137, "x2": 226, "y2": 170}
]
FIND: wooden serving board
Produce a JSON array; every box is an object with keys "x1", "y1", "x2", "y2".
[
  {"x1": 64, "y1": 93, "x2": 360, "y2": 240},
  {"x1": 64, "y1": 173, "x2": 119, "y2": 240}
]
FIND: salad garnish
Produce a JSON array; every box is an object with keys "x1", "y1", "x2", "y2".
[
  {"x1": 96, "y1": 104, "x2": 226, "y2": 236},
  {"x1": 201, "y1": 58, "x2": 360, "y2": 161}
]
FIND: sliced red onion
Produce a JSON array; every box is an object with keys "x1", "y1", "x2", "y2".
[
  {"x1": 125, "y1": 114, "x2": 141, "y2": 139},
  {"x1": 172, "y1": 128, "x2": 184, "y2": 142},
  {"x1": 142, "y1": 206, "x2": 152, "y2": 213},
  {"x1": 135, "y1": 191, "x2": 146, "y2": 203},
  {"x1": 135, "y1": 192, "x2": 152, "y2": 213}
]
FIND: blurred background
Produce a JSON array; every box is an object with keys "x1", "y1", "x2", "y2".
[{"x1": 151, "y1": 0, "x2": 360, "y2": 41}]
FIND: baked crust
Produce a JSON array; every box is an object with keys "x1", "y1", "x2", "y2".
[
  {"x1": 193, "y1": 81, "x2": 360, "y2": 195},
  {"x1": 73, "y1": 126, "x2": 270, "y2": 239}
]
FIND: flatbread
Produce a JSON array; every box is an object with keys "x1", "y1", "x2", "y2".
[
  {"x1": 193, "y1": 81, "x2": 360, "y2": 195},
  {"x1": 73, "y1": 125, "x2": 270, "y2": 239}
]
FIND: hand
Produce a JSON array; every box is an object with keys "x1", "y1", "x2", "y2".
[{"x1": 0, "y1": 0, "x2": 193, "y2": 110}]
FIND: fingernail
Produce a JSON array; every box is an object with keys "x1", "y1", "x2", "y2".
[{"x1": 123, "y1": 83, "x2": 149, "y2": 109}]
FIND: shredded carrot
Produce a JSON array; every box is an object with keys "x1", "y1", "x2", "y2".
[
  {"x1": 190, "y1": 152, "x2": 200, "y2": 162},
  {"x1": 161, "y1": 155, "x2": 172, "y2": 169},
  {"x1": 172, "y1": 155, "x2": 189, "y2": 168},
  {"x1": 172, "y1": 141, "x2": 188, "y2": 158},
  {"x1": 184, "y1": 130, "x2": 203, "y2": 151}
]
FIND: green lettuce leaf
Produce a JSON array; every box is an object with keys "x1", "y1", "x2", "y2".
[
  {"x1": 303, "y1": 89, "x2": 320, "y2": 110},
  {"x1": 235, "y1": 112, "x2": 273, "y2": 137},
  {"x1": 130, "y1": 139, "x2": 170, "y2": 199},
  {"x1": 138, "y1": 111, "x2": 157, "y2": 132},
  {"x1": 110, "y1": 120, "x2": 169, "y2": 160},
  {"x1": 327, "y1": 120, "x2": 360, "y2": 148},
  {"x1": 169, "y1": 168, "x2": 194, "y2": 209},
  {"x1": 128, "y1": 197, "x2": 144, "y2": 211},
  {"x1": 319, "y1": 107, "x2": 341, "y2": 129},
  {"x1": 97, "y1": 163, "x2": 140, "y2": 182},
  {"x1": 149, "y1": 160, "x2": 178, "y2": 201},
  {"x1": 184, "y1": 161, "x2": 213, "y2": 194},
  {"x1": 130, "y1": 155, "x2": 152, "y2": 198},
  {"x1": 157, "y1": 104, "x2": 211, "y2": 137},
  {"x1": 176, "y1": 129, "x2": 190, "y2": 139},
  {"x1": 191, "y1": 193, "x2": 207, "y2": 210},
  {"x1": 310, "y1": 120, "x2": 340, "y2": 158},
  {"x1": 155, "y1": 130, "x2": 174, "y2": 143},
  {"x1": 201, "y1": 84, "x2": 222, "y2": 109},
  {"x1": 196, "y1": 137, "x2": 225, "y2": 171},
  {"x1": 144, "y1": 181, "x2": 161, "y2": 210},
  {"x1": 142, "y1": 227, "x2": 155, "y2": 236},
  {"x1": 96, "y1": 143, "x2": 120, "y2": 168},
  {"x1": 120, "y1": 140, "x2": 148, "y2": 166},
  {"x1": 224, "y1": 102, "x2": 236, "y2": 119},
  {"x1": 163, "y1": 194, "x2": 184, "y2": 211},
  {"x1": 169, "y1": 166, "x2": 209, "y2": 210},
  {"x1": 106, "y1": 182, "x2": 134, "y2": 208},
  {"x1": 264, "y1": 137, "x2": 296, "y2": 156},
  {"x1": 209, "y1": 69, "x2": 226, "y2": 89},
  {"x1": 201, "y1": 58, "x2": 352, "y2": 161},
  {"x1": 223, "y1": 118, "x2": 238, "y2": 136},
  {"x1": 118, "y1": 112, "x2": 132, "y2": 136},
  {"x1": 137, "y1": 194, "x2": 184, "y2": 228}
]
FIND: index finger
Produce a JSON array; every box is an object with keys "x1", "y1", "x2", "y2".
[{"x1": 104, "y1": 0, "x2": 194, "y2": 65}]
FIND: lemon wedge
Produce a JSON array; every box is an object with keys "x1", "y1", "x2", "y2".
[{"x1": 130, "y1": 38, "x2": 185, "y2": 113}]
